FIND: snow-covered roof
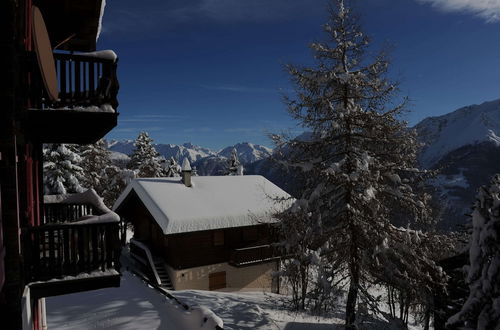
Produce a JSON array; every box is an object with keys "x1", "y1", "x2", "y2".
[{"x1": 113, "y1": 175, "x2": 292, "y2": 235}]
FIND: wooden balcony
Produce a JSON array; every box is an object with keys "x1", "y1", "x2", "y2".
[
  {"x1": 24, "y1": 52, "x2": 119, "y2": 144},
  {"x1": 229, "y1": 244, "x2": 279, "y2": 267},
  {"x1": 24, "y1": 221, "x2": 121, "y2": 282},
  {"x1": 23, "y1": 192, "x2": 122, "y2": 297}
]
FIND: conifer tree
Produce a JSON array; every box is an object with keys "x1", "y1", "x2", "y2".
[
  {"x1": 165, "y1": 157, "x2": 181, "y2": 177},
  {"x1": 79, "y1": 139, "x2": 112, "y2": 196},
  {"x1": 128, "y1": 131, "x2": 165, "y2": 177},
  {"x1": 447, "y1": 175, "x2": 500, "y2": 329},
  {"x1": 273, "y1": 0, "x2": 445, "y2": 326},
  {"x1": 225, "y1": 148, "x2": 243, "y2": 175},
  {"x1": 102, "y1": 166, "x2": 135, "y2": 207},
  {"x1": 43, "y1": 144, "x2": 85, "y2": 194}
]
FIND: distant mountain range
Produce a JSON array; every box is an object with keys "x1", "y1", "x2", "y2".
[
  {"x1": 108, "y1": 98, "x2": 500, "y2": 231},
  {"x1": 107, "y1": 141, "x2": 273, "y2": 171},
  {"x1": 414, "y1": 98, "x2": 500, "y2": 230}
]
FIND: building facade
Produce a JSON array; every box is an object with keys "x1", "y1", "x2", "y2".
[
  {"x1": 0, "y1": 1, "x2": 121, "y2": 328},
  {"x1": 114, "y1": 173, "x2": 291, "y2": 292}
]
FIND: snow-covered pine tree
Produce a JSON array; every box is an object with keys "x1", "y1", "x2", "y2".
[
  {"x1": 101, "y1": 166, "x2": 135, "y2": 207},
  {"x1": 79, "y1": 139, "x2": 112, "y2": 196},
  {"x1": 128, "y1": 132, "x2": 165, "y2": 178},
  {"x1": 273, "y1": 0, "x2": 445, "y2": 326},
  {"x1": 43, "y1": 144, "x2": 85, "y2": 195},
  {"x1": 225, "y1": 148, "x2": 243, "y2": 175},
  {"x1": 447, "y1": 174, "x2": 500, "y2": 329},
  {"x1": 165, "y1": 157, "x2": 181, "y2": 177}
]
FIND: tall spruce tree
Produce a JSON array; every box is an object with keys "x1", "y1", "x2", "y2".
[
  {"x1": 43, "y1": 144, "x2": 85, "y2": 194},
  {"x1": 79, "y1": 139, "x2": 112, "y2": 196},
  {"x1": 128, "y1": 132, "x2": 165, "y2": 178},
  {"x1": 273, "y1": 0, "x2": 445, "y2": 326}
]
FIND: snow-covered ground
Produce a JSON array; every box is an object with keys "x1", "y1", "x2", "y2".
[
  {"x1": 47, "y1": 271, "x2": 425, "y2": 330},
  {"x1": 174, "y1": 289, "x2": 425, "y2": 330}
]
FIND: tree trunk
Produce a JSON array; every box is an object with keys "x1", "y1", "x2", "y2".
[
  {"x1": 300, "y1": 264, "x2": 307, "y2": 310},
  {"x1": 345, "y1": 261, "x2": 359, "y2": 329}
]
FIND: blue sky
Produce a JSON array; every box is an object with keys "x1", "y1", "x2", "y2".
[{"x1": 99, "y1": 0, "x2": 500, "y2": 149}]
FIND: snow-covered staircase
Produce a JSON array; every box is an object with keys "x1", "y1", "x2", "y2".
[
  {"x1": 129, "y1": 238, "x2": 174, "y2": 290},
  {"x1": 153, "y1": 257, "x2": 174, "y2": 290}
]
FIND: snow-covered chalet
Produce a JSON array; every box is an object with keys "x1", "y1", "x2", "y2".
[{"x1": 114, "y1": 164, "x2": 291, "y2": 292}]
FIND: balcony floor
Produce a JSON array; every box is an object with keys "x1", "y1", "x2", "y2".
[{"x1": 23, "y1": 109, "x2": 118, "y2": 144}]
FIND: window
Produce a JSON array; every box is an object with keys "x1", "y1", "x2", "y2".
[{"x1": 213, "y1": 230, "x2": 224, "y2": 246}]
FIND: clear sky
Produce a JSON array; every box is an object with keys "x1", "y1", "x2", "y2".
[{"x1": 99, "y1": 0, "x2": 500, "y2": 150}]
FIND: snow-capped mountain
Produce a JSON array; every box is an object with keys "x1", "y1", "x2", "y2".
[
  {"x1": 415, "y1": 99, "x2": 500, "y2": 168},
  {"x1": 218, "y1": 142, "x2": 273, "y2": 164},
  {"x1": 155, "y1": 143, "x2": 216, "y2": 164},
  {"x1": 107, "y1": 140, "x2": 273, "y2": 167},
  {"x1": 414, "y1": 98, "x2": 500, "y2": 230},
  {"x1": 107, "y1": 139, "x2": 135, "y2": 155}
]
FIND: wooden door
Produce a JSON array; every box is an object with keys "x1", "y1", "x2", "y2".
[{"x1": 209, "y1": 271, "x2": 226, "y2": 290}]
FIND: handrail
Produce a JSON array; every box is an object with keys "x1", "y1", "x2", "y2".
[
  {"x1": 233, "y1": 244, "x2": 272, "y2": 251},
  {"x1": 229, "y1": 244, "x2": 279, "y2": 267},
  {"x1": 42, "y1": 203, "x2": 96, "y2": 225},
  {"x1": 129, "y1": 238, "x2": 162, "y2": 287}
]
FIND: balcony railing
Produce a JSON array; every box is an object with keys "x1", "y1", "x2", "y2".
[
  {"x1": 24, "y1": 190, "x2": 122, "y2": 283},
  {"x1": 30, "y1": 52, "x2": 119, "y2": 110},
  {"x1": 229, "y1": 244, "x2": 279, "y2": 267},
  {"x1": 43, "y1": 203, "x2": 96, "y2": 225},
  {"x1": 24, "y1": 221, "x2": 121, "y2": 283}
]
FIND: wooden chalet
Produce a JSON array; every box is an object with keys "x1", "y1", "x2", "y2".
[
  {"x1": 0, "y1": 0, "x2": 121, "y2": 328},
  {"x1": 114, "y1": 167, "x2": 291, "y2": 292}
]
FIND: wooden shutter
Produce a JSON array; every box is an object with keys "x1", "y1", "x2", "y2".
[{"x1": 209, "y1": 271, "x2": 226, "y2": 290}]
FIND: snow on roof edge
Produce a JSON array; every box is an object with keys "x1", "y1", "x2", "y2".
[{"x1": 113, "y1": 181, "x2": 172, "y2": 235}]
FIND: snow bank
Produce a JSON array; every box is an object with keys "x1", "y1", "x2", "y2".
[{"x1": 114, "y1": 175, "x2": 292, "y2": 235}]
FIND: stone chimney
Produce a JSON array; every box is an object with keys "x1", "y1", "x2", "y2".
[{"x1": 181, "y1": 158, "x2": 192, "y2": 187}]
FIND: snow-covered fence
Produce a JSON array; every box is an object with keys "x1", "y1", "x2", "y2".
[{"x1": 23, "y1": 221, "x2": 121, "y2": 282}]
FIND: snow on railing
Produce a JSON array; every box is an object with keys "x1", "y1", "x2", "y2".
[
  {"x1": 43, "y1": 189, "x2": 119, "y2": 225},
  {"x1": 129, "y1": 238, "x2": 162, "y2": 287}
]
